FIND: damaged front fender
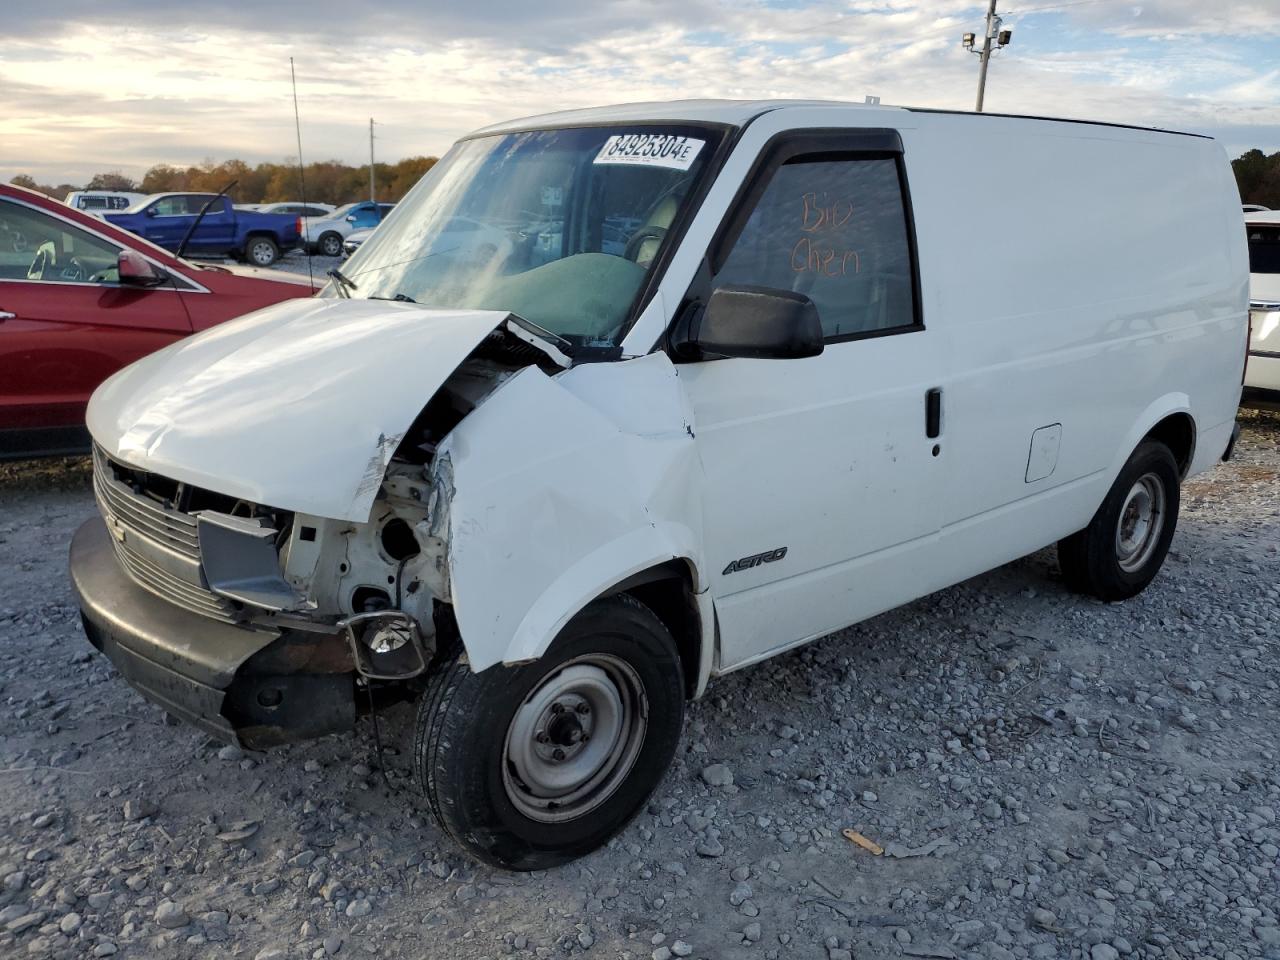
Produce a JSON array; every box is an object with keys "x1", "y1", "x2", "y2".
[{"x1": 438, "y1": 352, "x2": 709, "y2": 672}]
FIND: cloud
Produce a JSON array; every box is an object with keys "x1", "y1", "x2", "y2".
[{"x1": 1, "y1": 1, "x2": 1278, "y2": 187}]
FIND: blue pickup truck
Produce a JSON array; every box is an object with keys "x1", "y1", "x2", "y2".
[{"x1": 105, "y1": 193, "x2": 302, "y2": 266}]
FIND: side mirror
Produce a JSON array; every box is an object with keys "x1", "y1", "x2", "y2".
[
  {"x1": 144, "y1": 206, "x2": 158, "y2": 218},
  {"x1": 346, "y1": 215, "x2": 357, "y2": 223},
  {"x1": 117, "y1": 250, "x2": 166, "y2": 287},
  {"x1": 676, "y1": 284, "x2": 824, "y2": 360}
]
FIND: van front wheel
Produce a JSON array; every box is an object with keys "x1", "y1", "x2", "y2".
[
  {"x1": 414, "y1": 594, "x2": 685, "y2": 870},
  {"x1": 1058, "y1": 440, "x2": 1180, "y2": 601}
]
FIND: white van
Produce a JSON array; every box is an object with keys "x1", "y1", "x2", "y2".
[
  {"x1": 1244, "y1": 209, "x2": 1280, "y2": 406},
  {"x1": 71, "y1": 100, "x2": 1248, "y2": 870},
  {"x1": 64, "y1": 190, "x2": 147, "y2": 216}
]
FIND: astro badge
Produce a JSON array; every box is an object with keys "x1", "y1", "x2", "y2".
[{"x1": 594, "y1": 134, "x2": 705, "y2": 171}]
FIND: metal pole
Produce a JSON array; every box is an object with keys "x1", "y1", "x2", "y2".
[
  {"x1": 369, "y1": 118, "x2": 376, "y2": 202},
  {"x1": 975, "y1": 0, "x2": 998, "y2": 112}
]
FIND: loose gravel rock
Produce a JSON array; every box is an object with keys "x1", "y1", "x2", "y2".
[{"x1": 0, "y1": 413, "x2": 1278, "y2": 958}]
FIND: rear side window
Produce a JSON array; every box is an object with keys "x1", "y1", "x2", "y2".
[
  {"x1": 1249, "y1": 223, "x2": 1280, "y2": 275},
  {"x1": 715, "y1": 157, "x2": 917, "y2": 340}
]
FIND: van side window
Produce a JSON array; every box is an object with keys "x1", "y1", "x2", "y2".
[{"x1": 715, "y1": 158, "x2": 917, "y2": 340}]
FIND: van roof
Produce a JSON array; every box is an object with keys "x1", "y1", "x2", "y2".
[
  {"x1": 467, "y1": 99, "x2": 893, "y2": 136},
  {"x1": 467, "y1": 98, "x2": 1208, "y2": 142}
]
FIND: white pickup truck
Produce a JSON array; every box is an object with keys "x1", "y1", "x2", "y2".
[{"x1": 72, "y1": 99, "x2": 1248, "y2": 870}]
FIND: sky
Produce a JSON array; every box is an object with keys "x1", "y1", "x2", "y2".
[{"x1": 2, "y1": 0, "x2": 1280, "y2": 187}]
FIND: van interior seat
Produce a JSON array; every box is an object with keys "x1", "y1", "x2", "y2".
[{"x1": 633, "y1": 195, "x2": 681, "y2": 268}]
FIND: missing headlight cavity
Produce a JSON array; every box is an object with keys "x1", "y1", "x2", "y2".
[
  {"x1": 380, "y1": 518, "x2": 420, "y2": 561},
  {"x1": 353, "y1": 586, "x2": 392, "y2": 613}
]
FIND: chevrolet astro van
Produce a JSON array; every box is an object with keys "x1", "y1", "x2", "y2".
[{"x1": 71, "y1": 100, "x2": 1248, "y2": 869}]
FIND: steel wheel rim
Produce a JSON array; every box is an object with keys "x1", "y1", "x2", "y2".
[
  {"x1": 1115, "y1": 472, "x2": 1165, "y2": 573},
  {"x1": 502, "y1": 654, "x2": 648, "y2": 824},
  {"x1": 250, "y1": 241, "x2": 274, "y2": 265}
]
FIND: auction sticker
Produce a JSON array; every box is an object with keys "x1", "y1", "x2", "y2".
[{"x1": 594, "y1": 134, "x2": 705, "y2": 171}]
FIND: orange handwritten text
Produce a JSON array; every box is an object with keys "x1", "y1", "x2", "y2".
[
  {"x1": 800, "y1": 192, "x2": 854, "y2": 233},
  {"x1": 791, "y1": 237, "x2": 860, "y2": 276}
]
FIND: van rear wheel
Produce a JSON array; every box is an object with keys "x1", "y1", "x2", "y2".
[
  {"x1": 1057, "y1": 440, "x2": 1180, "y2": 601},
  {"x1": 414, "y1": 594, "x2": 685, "y2": 870}
]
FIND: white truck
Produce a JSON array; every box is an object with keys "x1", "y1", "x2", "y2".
[
  {"x1": 64, "y1": 190, "x2": 147, "y2": 216},
  {"x1": 71, "y1": 100, "x2": 1248, "y2": 870},
  {"x1": 1244, "y1": 209, "x2": 1280, "y2": 407}
]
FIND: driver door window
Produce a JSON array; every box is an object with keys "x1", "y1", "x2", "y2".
[
  {"x1": 714, "y1": 157, "x2": 918, "y2": 340},
  {"x1": 0, "y1": 199, "x2": 123, "y2": 283}
]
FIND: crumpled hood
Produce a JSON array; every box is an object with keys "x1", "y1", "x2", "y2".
[{"x1": 88, "y1": 297, "x2": 510, "y2": 521}]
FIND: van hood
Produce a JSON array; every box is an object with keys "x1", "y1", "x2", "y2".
[{"x1": 88, "y1": 297, "x2": 517, "y2": 521}]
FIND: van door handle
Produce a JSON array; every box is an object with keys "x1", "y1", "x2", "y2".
[{"x1": 925, "y1": 388, "x2": 942, "y2": 439}]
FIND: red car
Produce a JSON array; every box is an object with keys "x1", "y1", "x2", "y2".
[{"x1": 0, "y1": 184, "x2": 317, "y2": 459}]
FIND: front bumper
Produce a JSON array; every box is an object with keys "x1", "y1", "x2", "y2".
[{"x1": 71, "y1": 517, "x2": 356, "y2": 748}]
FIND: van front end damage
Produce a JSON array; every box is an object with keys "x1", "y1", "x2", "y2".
[
  {"x1": 71, "y1": 299, "x2": 568, "y2": 745},
  {"x1": 71, "y1": 296, "x2": 713, "y2": 749},
  {"x1": 73, "y1": 443, "x2": 458, "y2": 747},
  {"x1": 72, "y1": 518, "x2": 356, "y2": 747}
]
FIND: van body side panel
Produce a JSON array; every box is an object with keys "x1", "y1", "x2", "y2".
[
  {"x1": 902, "y1": 118, "x2": 1246, "y2": 562},
  {"x1": 687, "y1": 332, "x2": 947, "y2": 672},
  {"x1": 440, "y1": 353, "x2": 708, "y2": 673}
]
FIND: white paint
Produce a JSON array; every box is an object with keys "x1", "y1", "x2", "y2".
[{"x1": 88, "y1": 298, "x2": 510, "y2": 521}]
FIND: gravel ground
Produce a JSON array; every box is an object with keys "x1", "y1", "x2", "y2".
[
  {"x1": 272, "y1": 252, "x2": 343, "y2": 281},
  {"x1": 0, "y1": 412, "x2": 1278, "y2": 960}
]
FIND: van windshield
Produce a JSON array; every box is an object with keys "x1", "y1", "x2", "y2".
[{"x1": 335, "y1": 124, "x2": 724, "y2": 347}]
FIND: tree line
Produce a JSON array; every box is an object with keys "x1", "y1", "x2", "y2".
[
  {"x1": 9, "y1": 156, "x2": 438, "y2": 206},
  {"x1": 9, "y1": 147, "x2": 1280, "y2": 210},
  {"x1": 1233, "y1": 150, "x2": 1280, "y2": 210}
]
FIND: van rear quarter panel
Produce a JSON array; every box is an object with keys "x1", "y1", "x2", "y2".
[{"x1": 903, "y1": 115, "x2": 1247, "y2": 563}]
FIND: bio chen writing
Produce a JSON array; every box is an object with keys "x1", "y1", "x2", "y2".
[{"x1": 791, "y1": 192, "x2": 861, "y2": 277}]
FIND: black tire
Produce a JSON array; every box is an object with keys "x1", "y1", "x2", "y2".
[
  {"x1": 414, "y1": 594, "x2": 685, "y2": 870},
  {"x1": 244, "y1": 235, "x2": 279, "y2": 266},
  {"x1": 1058, "y1": 440, "x2": 1180, "y2": 601},
  {"x1": 317, "y1": 232, "x2": 343, "y2": 257}
]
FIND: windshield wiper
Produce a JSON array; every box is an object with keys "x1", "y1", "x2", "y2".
[
  {"x1": 507, "y1": 313, "x2": 575, "y2": 356},
  {"x1": 369, "y1": 292, "x2": 416, "y2": 303},
  {"x1": 326, "y1": 267, "x2": 358, "y2": 298}
]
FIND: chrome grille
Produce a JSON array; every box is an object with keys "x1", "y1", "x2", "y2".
[{"x1": 92, "y1": 447, "x2": 241, "y2": 625}]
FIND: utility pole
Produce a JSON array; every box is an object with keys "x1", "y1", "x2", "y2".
[
  {"x1": 963, "y1": 0, "x2": 1012, "y2": 113},
  {"x1": 369, "y1": 118, "x2": 376, "y2": 202}
]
